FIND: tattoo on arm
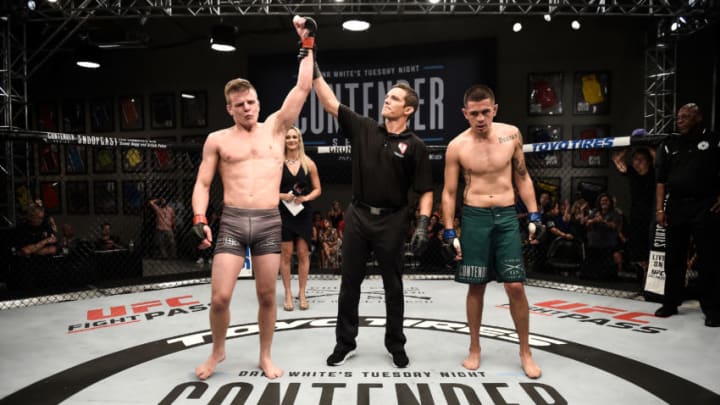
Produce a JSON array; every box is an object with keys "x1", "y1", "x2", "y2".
[
  {"x1": 513, "y1": 131, "x2": 528, "y2": 177},
  {"x1": 513, "y1": 156, "x2": 528, "y2": 177},
  {"x1": 462, "y1": 169, "x2": 471, "y2": 202}
]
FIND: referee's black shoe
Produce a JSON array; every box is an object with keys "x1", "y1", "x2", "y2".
[
  {"x1": 654, "y1": 305, "x2": 678, "y2": 318},
  {"x1": 705, "y1": 317, "x2": 720, "y2": 327},
  {"x1": 327, "y1": 347, "x2": 356, "y2": 366},
  {"x1": 389, "y1": 350, "x2": 409, "y2": 368}
]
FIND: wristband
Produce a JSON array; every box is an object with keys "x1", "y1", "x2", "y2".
[
  {"x1": 301, "y1": 37, "x2": 315, "y2": 49},
  {"x1": 443, "y1": 229, "x2": 457, "y2": 240},
  {"x1": 528, "y1": 212, "x2": 542, "y2": 222},
  {"x1": 656, "y1": 209, "x2": 664, "y2": 213},
  {"x1": 193, "y1": 214, "x2": 208, "y2": 225}
]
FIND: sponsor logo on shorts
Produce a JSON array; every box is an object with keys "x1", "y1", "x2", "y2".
[{"x1": 458, "y1": 265, "x2": 487, "y2": 280}]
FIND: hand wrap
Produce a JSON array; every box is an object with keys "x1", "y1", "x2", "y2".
[
  {"x1": 296, "y1": 16, "x2": 321, "y2": 79},
  {"x1": 191, "y1": 215, "x2": 208, "y2": 248},
  {"x1": 442, "y1": 228, "x2": 461, "y2": 261},
  {"x1": 528, "y1": 212, "x2": 546, "y2": 240}
]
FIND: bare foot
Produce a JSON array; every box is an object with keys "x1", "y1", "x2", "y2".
[
  {"x1": 462, "y1": 350, "x2": 481, "y2": 370},
  {"x1": 521, "y1": 354, "x2": 542, "y2": 379},
  {"x1": 195, "y1": 353, "x2": 225, "y2": 380},
  {"x1": 259, "y1": 358, "x2": 283, "y2": 379}
]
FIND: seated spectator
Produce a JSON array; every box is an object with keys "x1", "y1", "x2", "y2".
[
  {"x1": 427, "y1": 214, "x2": 442, "y2": 237},
  {"x1": 418, "y1": 228, "x2": 452, "y2": 272},
  {"x1": 582, "y1": 193, "x2": 626, "y2": 279},
  {"x1": 319, "y1": 218, "x2": 341, "y2": 270},
  {"x1": 60, "y1": 223, "x2": 79, "y2": 254},
  {"x1": 34, "y1": 198, "x2": 57, "y2": 235},
  {"x1": 14, "y1": 203, "x2": 57, "y2": 257},
  {"x1": 538, "y1": 191, "x2": 553, "y2": 214},
  {"x1": 453, "y1": 216, "x2": 462, "y2": 239},
  {"x1": 96, "y1": 222, "x2": 123, "y2": 251},
  {"x1": 546, "y1": 201, "x2": 574, "y2": 241},
  {"x1": 327, "y1": 200, "x2": 344, "y2": 229}
]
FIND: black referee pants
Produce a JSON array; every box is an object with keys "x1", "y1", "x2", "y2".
[
  {"x1": 664, "y1": 199, "x2": 720, "y2": 318},
  {"x1": 334, "y1": 203, "x2": 409, "y2": 354}
]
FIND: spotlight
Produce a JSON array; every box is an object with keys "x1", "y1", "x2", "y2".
[
  {"x1": 76, "y1": 42, "x2": 101, "y2": 69},
  {"x1": 26, "y1": 0, "x2": 35, "y2": 11},
  {"x1": 543, "y1": 14, "x2": 552, "y2": 22},
  {"x1": 210, "y1": 25, "x2": 237, "y2": 52},
  {"x1": 342, "y1": 19, "x2": 370, "y2": 32},
  {"x1": 428, "y1": 0, "x2": 441, "y2": 3},
  {"x1": 512, "y1": 22, "x2": 522, "y2": 32},
  {"x1": 571, "y1": 20, "x2": 581, "y2": 30}
]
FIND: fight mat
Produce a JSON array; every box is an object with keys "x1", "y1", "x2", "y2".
[{"x1": 1, "y1": 277, "x2": 718, "y2": 404}]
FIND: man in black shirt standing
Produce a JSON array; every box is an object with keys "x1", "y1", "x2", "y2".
[
  {"x1": 313, "y1": 68, "x2": 434, "y2": 368},
  {"x1": 654, "y1": 103, "x2": 720, "y2": 327}
]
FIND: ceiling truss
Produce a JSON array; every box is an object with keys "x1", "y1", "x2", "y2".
[{"x1": 25, "y1": 0, "x2": 697, "y2": 21}]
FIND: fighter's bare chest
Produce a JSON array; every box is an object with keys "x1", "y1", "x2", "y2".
[
  {"x1": 218, "y1": 137, "x2": 282, "y2": 163},
  {"x1": 462, "y1": 144, "x2": 513, "y2": 171}
]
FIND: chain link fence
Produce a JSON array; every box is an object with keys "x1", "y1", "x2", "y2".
[{"x1": 0, "y1": 134, "x2": 657, "y2": 309}]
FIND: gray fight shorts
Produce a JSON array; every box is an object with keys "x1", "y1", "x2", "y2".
[{"x1": 214, "y1": 206, "x2": 282, "y2": 256}]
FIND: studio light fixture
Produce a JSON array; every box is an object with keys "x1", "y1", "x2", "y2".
[
  {"x1": 210, "y1": 24, "x2": 237, "y2": 52},
  {"x1": 342, "y1": 19, "x2": 370, "y2": 32},
  {"x1": 76, "y1": 42, "x2": 101, "y2": 69},
  {"x1": 543, "y1": 14, "x2": 552, "y2": 22},
  {"x1": 571, "y1": 20, "x2": 581, "y2": 30},
  {"x1": 512, "y1": 22, "x2": 523, "y2": 32}
]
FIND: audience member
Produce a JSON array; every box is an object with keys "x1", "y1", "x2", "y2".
[
  {"x1": 327, "y1": 200, "x2": 344, "y2": 229},
  {"x1": 418, "y1": 228, "x2": 451, "y2": 272},
  {"x1": 612, "y1": 146, "x2": 655, "y2": 268},
  {"x1": 14, "y1": 203, "x2": 57, "y2": 257},
  {"x1": 565, "y1": 198, "x2": 590, "y2": 242},
  {"x1": 96, "y1": 222, "x2": 123, "y2": 251},
  {"x1": 149, "y1": 197, "x2": 177, "y2": 259},
  {"x1": 537, "y1": 191, "x2": 553, "y2": 213},
  {"x1": 319, "y1": 218, "x2": 341, "y2": 270},
  {"x1": 60, "y1": 223, "x2": 79, "y2": 254},
  {"x1": 452, "y1": 216, "x2": 462, "y2": 239},
  {"x1": 654, "y1": 102, "x2": 720, "y2": 327},
  {"x1": 583, "y1": 193, "x2": 625, "y2": 279},
  {"x1": 427, "y1": 214, "x2": 442, "y2": 237}
]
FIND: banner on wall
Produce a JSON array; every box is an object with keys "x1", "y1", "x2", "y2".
[
  {"x1": 249, "y1": 40, "x2": 495, "y2": 145},
  {"x1": 249, "y1": 40, "x2": 495, "y2": 182}
]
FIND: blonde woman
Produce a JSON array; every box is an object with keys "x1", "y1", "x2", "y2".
[{"x1": 279, "y1": 126, "x2": 322, "y2": 311}]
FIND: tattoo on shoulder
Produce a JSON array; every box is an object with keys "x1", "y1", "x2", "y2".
[{"x1": 498, "y1": 133, "x2": 518, "y2": 144}]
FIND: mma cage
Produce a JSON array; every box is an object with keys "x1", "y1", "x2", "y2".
[{"x1": 0, "y1": 131, "x2": 664, "y2": 309}]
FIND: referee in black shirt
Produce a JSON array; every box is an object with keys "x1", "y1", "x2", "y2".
[
  {"x1": 313, "y1": 70, "x2": 434, "y2": 367},
  {"x1": 654, "y1": 103, "x2": 720, "y2": 327}
]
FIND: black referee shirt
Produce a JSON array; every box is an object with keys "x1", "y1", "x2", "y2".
[
  {"x1": 655, "y1": 128, "x2": 720, "y2": 199},
  {"x1": 338, "y1": 104, "x2": 434, "y2": 208}
]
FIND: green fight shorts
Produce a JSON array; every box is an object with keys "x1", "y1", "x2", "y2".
[{"x1": 455, "y1": 205, "x2": 526, "y2": 284}]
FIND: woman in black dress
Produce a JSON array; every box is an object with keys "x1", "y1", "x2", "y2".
[{"x1": 279, "y1": 126, "x2": 322, "y2": 311}]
